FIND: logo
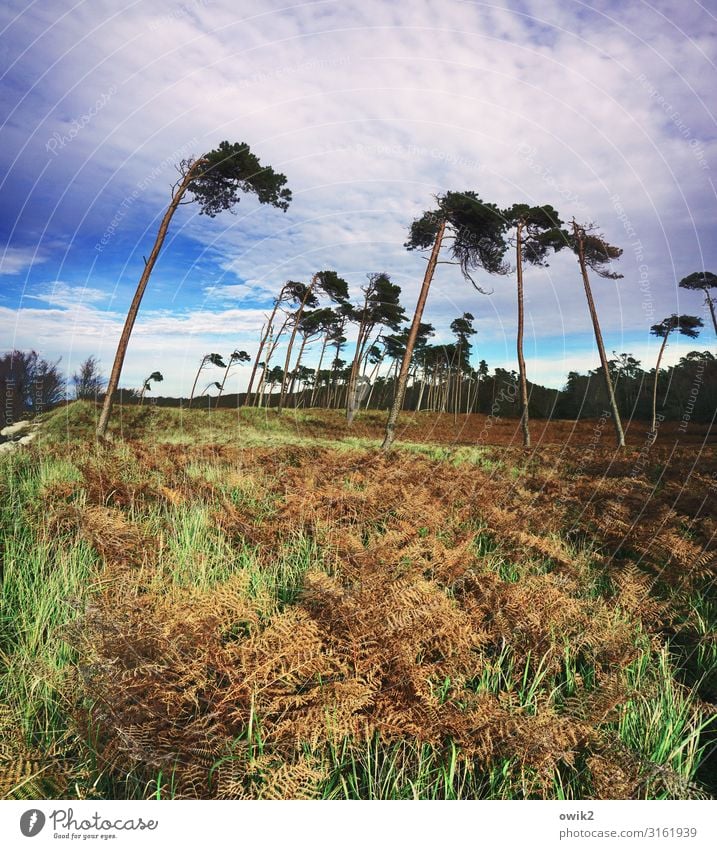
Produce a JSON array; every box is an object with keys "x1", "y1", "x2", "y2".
[{"x1": 20, "y1": 809, "x2": 46, "y2": 837}]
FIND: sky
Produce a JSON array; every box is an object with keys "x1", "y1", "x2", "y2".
[{"x1": 1, "y1": 0, "x2": 716, "y2": 397}]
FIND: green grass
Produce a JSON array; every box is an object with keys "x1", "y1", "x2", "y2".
[
  {"x1": 2, "y1": 402, "x2": 715, "y2": 800},
  {"x1": 0, "y1": 452, "x2": 97, "y2": 747}
]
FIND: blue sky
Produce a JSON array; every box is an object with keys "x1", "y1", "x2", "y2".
[{"x1": 1, "y1": 0, "x2": 716, "y2": 396}]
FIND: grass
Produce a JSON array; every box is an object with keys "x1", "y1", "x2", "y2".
[{"x1": 1, "y1": 401, "x2": 715, "y2": 800}]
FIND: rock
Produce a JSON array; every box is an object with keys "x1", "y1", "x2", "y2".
[{"x1": 1, "y1": 420, "x2": 31, "y2": 437}]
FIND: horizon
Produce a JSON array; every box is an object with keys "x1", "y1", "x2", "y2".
[{"x1": 1, "y1": 0, "x2": 715, "y2": 396}]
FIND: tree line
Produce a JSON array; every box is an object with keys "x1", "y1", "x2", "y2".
[{"x1": 6, "y1": 140, "x2": 715, "y2": 448}]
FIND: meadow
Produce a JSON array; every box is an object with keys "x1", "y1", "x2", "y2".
[{"x1": 1, "y1": 401, "x2": 715, "y2": 800}]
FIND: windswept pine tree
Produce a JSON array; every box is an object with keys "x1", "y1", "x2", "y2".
[
  {"x1": 449, "y1": 312, "x2": 477, "y2": 416},
  {"x1": 503, "y1": 204, "x2": 565, "y2": 448},
  {"x1": 569, "y1": 220, "x2": 626, "y2": 448},
  {"x1": 649, "y1": 314, "x2": 703, "y2": 439},
  {"x1": 277, "y1": 271, "x2": 349, "y2": 412},
  {"x1": 309, "y1": 309, "x2": 346, "y2": 407},
  {"x1": 245, "y1": 280, "x2": 312, "y2": 407},
  {"x1": 96, "y1": 141, "x2": 291, "y2": 437},
  {"x1": 217, "y1": 351, "x2": 250, "y2": 399},
  {"x1": 382, "y1": 191, "x2": 508, "y2": 450},
  {"x1": 188, "y1": 353, "x2": 226, "y2": 408},
  {"x1": 346, "y1": 273, "x2": 405, "y2": 425},
  {"x1": 139, "y1": 370, "x2": 163, "y2": 404},
  {"x1": 678, "y1": 271, "x2": 717, "y2": 336},
  {"x1": 288, "y1": 308, "x2": 335, "y2": 403}
]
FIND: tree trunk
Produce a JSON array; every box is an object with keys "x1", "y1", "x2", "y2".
[
  {"x1": 416, "y1": 363, "x2": 426, "y2": 412},
  {"x1": 289, "y1": 333, "x2": 309, "y2": 404},
  {"x1": 278, "y1": 279, "x2": 315, "y2": 412},
  {"x1": 139, "y1": 382, "x2": 148, "y2": 405},
  {"x1": 363, "y1": 352, "x2": 384, "y2": 410},
  {"x1": 310, "y1": 334, "x2": 329, "y2": 407},
  {"x1": 96, "y1": 159, "x2": 204, "y2": 437},
  {"x1": 217, "y1": 359, "x2": 233, "y2": 399},
  {"x1": 382, "y1": 219, "x2": 446, "y2": 450},
  {"x1": 650, "y1": 331, "x2": 670, "y2": 440},
  {"x1": 188, "y1": 357, "x2": 207, "y2": 409},
  {"x1": 245, "y1": 323, "x2": 269, "y2": 406},
  {"x1": 574, "y1": 221, "x2": 626, "y2": 448},
  {"x1": 704, "y1": 289, "x2": 717, "y2": 337},
  {"x1": 515, "y1": 221, "x2": 531, "y2": 448},
  {"x1": 347, "y1": 309, "x2": 370, "y2": 425}
]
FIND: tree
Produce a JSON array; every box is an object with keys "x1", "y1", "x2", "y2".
[
  {"x1": 188, "y1": 353, "x2": 226, "y2": 408},
  {"x1": 263, "y1": 365, "x2": 285, "y2": 404},
  {"x1": 201, "y1": 381, "x2": 222, "y2": 399},
  {"x1": 277, "y1": 271, "x2": 348, "y2": 411},
  {"x1": 72, "y1": 356, "x2": 106, "y2": 401},
  {"x1": 449, "y1": 312, "x2": 476, "y2": 415},
  {"x1": 96, "y1": 140, "x2": 291, "y2": 437},
  {"x1": 139, "y1": 370, "x2": 163, "y2": 404},
  {"x1": 217, "y1": 350, "x2": 250, "y2": 399},
  {"x1": 346, "y1": 273, "x2": 405, "y2": 424},
  {"x1": 649, "y1": 314, "x2": 703, "y2": 439},
  {"x1": 503, "y1": 204, "x2": 565, "y2": 448},
  {"x1": 569, "y1": 220, "x2": 626, "y2": 448},
  {"x1": 309, "y1": 308, "x2": 345, "y2": 407},
  {"x1": 678, "y1": 271, "x2": 717, "y2": 336},
  {"x1": 0, "y1": 350, "x2": 64, "y2": 422},
  {"x1": 245, "y1": 280, "x2": 308, "y2": 407},
  {"x1": 382, "y1": 191, "x2": 508, "y2": 450},
  {"x1": 287, "y1": 308, "x2": 333, "y2": 404}
]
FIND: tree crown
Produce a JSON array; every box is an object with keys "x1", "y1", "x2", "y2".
[
  {"x1": 405, "y1": 191, "x2": 509, "y2": 289},
  {"x1": 570, "y1": 222, "x2": 623, "y2": 279},
  {"x1": 678, "y1": 271, "x2": 717, "y2": 291},
  {"x1": 504, "y1": 203, "x2": 567, "y2": 266},
  {"x1": 650, "y1": 314, "x2": 703, "y2": 339},
  {"x1": 185, "y1": 141, "x2": 291, "y2": 217}
]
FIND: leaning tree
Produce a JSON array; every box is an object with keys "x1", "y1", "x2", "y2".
[
  {"x1": 649, "y1": 314, "x2": 703, "y2": 439},
  {"x1": 277, "y1": 270, "x2": 348, "y2": 412},
  {"x1": 678, "y1": 271, "x2": 717, "y2": 336},
  {"x1": 449, "y1": 312, "x2": 477, "y2": 416},
  {"x1": 217, "y1": 350, "x2": 251, "y2": 399},
  {"x1": 288, "y1": 308, "x2": 335, "y2": 402},
  {"x1": 139, "y1": 370, "x2": 163, "y2": 404},
  {"x1": 346, "y1": 273, "x2": 405, "y2": 425},
  {"x1": 188, "y1": 353, "x2": 226, "y2": 408},
  {"x1": 503, "y1": 204, "x2": 565, "y2": 448},
  {"x1": 569, "y1": 220, "x2": 626, "y2": 448},
  {"x1": 381, "y1": 191, "x2": 508, "y2": 451},
  {"x1": 96, "y1": 141, "x2": 291, "y2": 437},
  {"x1": 245, "y1": 280, "x2": 309, "y2": 407}
]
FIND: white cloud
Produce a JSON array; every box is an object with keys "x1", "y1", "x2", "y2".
[
  {"x1": 1, "y1": 0, "x2": 715, "y2": 391},
  {"x1": 0, "y1": 247, "x2": 46, "y2": 276},
  {"x1": 25, "y1": 282, "x2": 111, "y2": 309}
]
